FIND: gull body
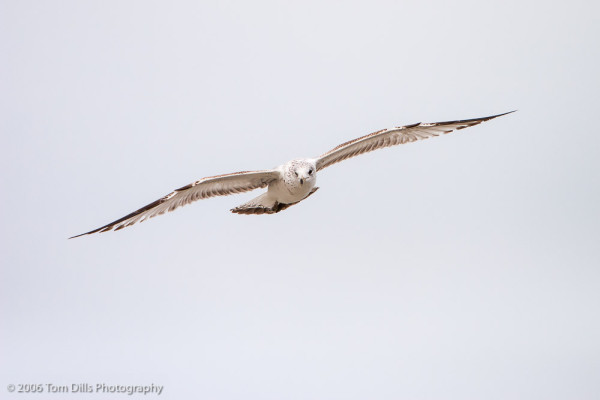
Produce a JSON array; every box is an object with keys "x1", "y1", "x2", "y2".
[
  {"x1": 273, "y1": 159, "x2": 318, "y2": 203},
  {"x1": 231, "y1": 159, "x2": 318, "y2": 214}
]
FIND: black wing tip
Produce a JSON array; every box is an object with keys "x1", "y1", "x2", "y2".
[
  {"x1": 489, "y1": 110, "x2": 517, "y2": 119},
  {"x1": 68, "y1": 233, "x2": 89, "y2": 239},
  {"x1": 429, "y1": 110, "x2": 516, "y2": 128},
  {"x1": 68, "y1": 228, "x2": 104, "y2": 239},
  {"x1": 459, "y1": 109, "x2": 517, "y2": 123}
]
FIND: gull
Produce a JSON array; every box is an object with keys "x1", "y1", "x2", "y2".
[{"x1": 70, "y1": 111, "x2": 514, "y2": 238}]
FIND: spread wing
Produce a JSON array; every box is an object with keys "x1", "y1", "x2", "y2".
[
  {"x1": 315, "y1": 111, "x2": 514, "y2": 171},
  {"x1": 70, "y1": 169, "x2": 280, "y2": 238}
]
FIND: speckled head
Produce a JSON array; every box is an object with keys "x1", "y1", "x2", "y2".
[{"x1": 283, "y1": 159, "x2": 317, "y2": 188}]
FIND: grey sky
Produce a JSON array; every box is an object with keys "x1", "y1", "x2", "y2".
[{"x1": 1, "y1": 0, "x2": 599, "y2": 399}]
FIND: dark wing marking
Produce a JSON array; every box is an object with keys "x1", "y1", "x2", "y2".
[
  {"x1": 70, "y1": 170, "x2": 280, "y2": 238},
  {"x1": 315, "y1": 111, "x2": 515, "y2": 171}
]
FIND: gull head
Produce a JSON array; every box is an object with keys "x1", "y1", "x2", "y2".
[{"x1": 283, "y1": 159, "x2": 317, "y2": 187}]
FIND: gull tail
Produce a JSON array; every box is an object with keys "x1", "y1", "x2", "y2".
[{"x1": 231, "y1": 188, "x2": 319, "y2": 215}]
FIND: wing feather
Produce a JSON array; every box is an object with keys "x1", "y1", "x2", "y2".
[
  {"x1": 70, "y1": 169, "x2": 280, "y2": 238},
  {"x1": 315, "y1": 111, "x2": 514, "y2": 170}
]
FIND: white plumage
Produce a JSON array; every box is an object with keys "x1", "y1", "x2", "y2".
[{"x1": 70, "y1": 111, "x2": 514, "y2": 238}]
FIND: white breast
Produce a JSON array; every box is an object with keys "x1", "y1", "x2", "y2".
[{"x1": 268, "y1": 178, "x2": 314, "y2": 204}]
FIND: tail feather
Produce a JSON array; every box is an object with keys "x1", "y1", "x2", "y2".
[
  {"x1": 231, "y1": 188, "x2": 319, "y2": 215},
  {"x1": 231, "y1": 192, "x2": 277, "y2": 215}
]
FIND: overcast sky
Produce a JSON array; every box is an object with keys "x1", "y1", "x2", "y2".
[{"x1": 1, "y1": 1, "x2": 599, "y2": 399}]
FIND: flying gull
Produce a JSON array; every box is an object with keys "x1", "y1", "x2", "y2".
[{"x1": 70, "y1": 111, "x2": 514, "y2": 238}]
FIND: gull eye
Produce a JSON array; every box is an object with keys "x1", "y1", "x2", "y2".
[{"x1": 308, "y1": 169, "x2": 313, "y2": 175}]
